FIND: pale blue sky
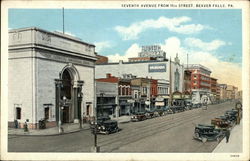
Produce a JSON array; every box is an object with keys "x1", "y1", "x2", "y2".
[{"x1": 9, "y1": 9, "x2": 242, "y2": 64}]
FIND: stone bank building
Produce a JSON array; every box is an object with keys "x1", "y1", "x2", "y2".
[{"x1": 8, "y1": 27, "x2": 97, "y2": 129}]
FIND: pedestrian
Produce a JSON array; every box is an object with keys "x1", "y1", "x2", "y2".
[
  {"x1": 24, "y1": 121, "x2": 29, "y2": 132},
  {"x1": 225, "y1": 129, "x2": 230, "y2": 143}
]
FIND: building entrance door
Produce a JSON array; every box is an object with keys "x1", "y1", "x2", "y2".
[{"x1": 62, "y1": 106, "x2": 69, "y2": 123}]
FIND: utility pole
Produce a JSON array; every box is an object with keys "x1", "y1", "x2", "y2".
[
  {"x1": 169, "y1": 57, "x2": 172, "y2": 106},
  {"x1": 62, "y1": 7, "x2": 65, "y2": 34}
]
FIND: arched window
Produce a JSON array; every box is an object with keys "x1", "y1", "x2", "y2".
[{"x1": 61, "y1": 69, "x2": 72, "y2": 99}]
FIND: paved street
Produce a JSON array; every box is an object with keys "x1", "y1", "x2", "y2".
[{"x1": 8, "y1": 101, "x2": 238, "y2": 153}]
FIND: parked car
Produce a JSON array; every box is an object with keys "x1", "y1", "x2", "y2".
[
  {"x1": 224, "y1": 110, "x2": 238, "y2": 124},
  {"x1": 131, "y1": 112, "x2": 147, "y2": 121},
  {"x1": 184, "y1": 99, "x2": 193, "y2": 110},
  {"x1": 90, "y1": 116, "x2": 119, "y2": 135},
  {"x1": 145, "y1": 110, "x2": 155, "y2": 119},
  {"x1": 193, "y1": 124, "x2": 225, "y2": 143},
  {"x1": 170, "y1": 105, "x2": 185, "y2": 113},
  {"x1": 211, "y1": 116, "x2": 231, "y2": 131}
]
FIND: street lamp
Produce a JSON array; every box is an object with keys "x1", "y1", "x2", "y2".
[
  {"x1": 59, "y1": 96, "x2": 67, "y2": 133},
  {"x1": 100, "y1": 92, "x2": 105, "y2": 116},
  {"x1": 91, "y1": 92, "x2": 105, "y2": 152}
]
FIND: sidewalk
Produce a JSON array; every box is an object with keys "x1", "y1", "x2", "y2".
[
  {"x1": 8, "y1": 116, "x2": 131, "y2": 136},
  {"x1": 213, "y1": 123, "x2": 242, "y2": 153},
  {"x1": 8, "y1": 123, "x2": 90, "y2": 136}
]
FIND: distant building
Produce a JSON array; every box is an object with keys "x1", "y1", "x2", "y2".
[
  {"x1": 216, "y1": 84, "x2": 221, "y2": 100},
  {"x1": 186, "y1": 64, "x2": 212, "y2": 104},
  {"x1": 96, "y1": 54, "x2": 184, "y2": 104},
  {"x1": 219, "y1": 84, "x2": 227, "y2": 100},
  {"x1": 236, "y1": 90, "x2": 242, "y2": 100},
  {"x1": 96, "y1": 73, "x2": 133, "y2": 116},
  {"x1": 128, "y1": 57, "x2": 156, "y2": 62},
  {"x1": 210, "y1": 77, "x2": 218, "y2": 102},
  {"x1": 96, "y1": 81, "x2": 118, "y2": 118},
  {"x1": 96, "y1": 55, "x2": 108, "y2": 64},
  {"x1": 183, "y1": 70, "x2": 192, "y2": 98},
  {"x1": 226, "y1": 85, "x2": 238, "y2": 99}
]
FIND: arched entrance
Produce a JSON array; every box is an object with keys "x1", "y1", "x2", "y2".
[
  {"x1": 55, "y1": 64, "x2": 84, "y2": 124},
  {"x1": 61, "y1": 69, "x2": 72, "y2": 123}
]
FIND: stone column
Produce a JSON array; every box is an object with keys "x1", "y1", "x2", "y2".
[
  {"x1": 73, "y1": 82, "x2": 78, "y2": 123},
  {"x1": 74, "y1": 81, "x2": 84, "y2": 123}
]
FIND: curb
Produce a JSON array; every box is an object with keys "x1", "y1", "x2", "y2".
[{"x1": 8, "y1": 127, "x2": 90, "y2": 137}]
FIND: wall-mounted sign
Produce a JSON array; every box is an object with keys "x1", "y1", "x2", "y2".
[
  {"x1": 148, "y1": 64, "x2": 166, "y2": 73},
  {"x1": 155, "y1": 102, "x2": 164, "y2": 106}
]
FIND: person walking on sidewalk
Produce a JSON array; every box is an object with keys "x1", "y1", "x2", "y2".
[{"x1": 225, "y1": 129, "x2": 231, "y2": 143}]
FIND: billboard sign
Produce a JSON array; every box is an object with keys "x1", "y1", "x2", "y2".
[{"x1": 148, "y1": 64, "x2": 166, "y2": 73}]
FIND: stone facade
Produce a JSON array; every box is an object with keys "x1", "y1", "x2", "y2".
[{"x1": 8, "y1": 27, "x2": 97, "y2": 129}]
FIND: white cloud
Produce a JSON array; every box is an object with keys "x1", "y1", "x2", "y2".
[
  {"x1": 94, "y1": 41, "x2": 112, "y2": 52},
  {"x1": 114, "y1": 16, "x2": 209, "y2": 40},
  {"x1": 105, "y1": 37, "x2": 241, "y2": 90},
  {"x1": 184, "y1": 38, "x2": 226, "y2": 51},
  {"x1": 107, "y1": 43, "x2": 141, "y2": 62},
  {"x1": 159, "y1": 37, "x2": 241, "y2": 89}
]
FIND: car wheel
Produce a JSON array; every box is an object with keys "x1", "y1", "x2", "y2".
[
  {"x1": 195, "y1": 132, "x2": 199, "y2": 138},
  {"x1": 202, "y1": 137, "x2": 207, "y2": 143},
  {"x1": 105, "y1": 131, "x2": 109, "y2": 135}
]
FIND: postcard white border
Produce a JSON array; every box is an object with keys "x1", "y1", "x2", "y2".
[{"x1": 1, "y1": 0, "x2": 249, "y2": 161}]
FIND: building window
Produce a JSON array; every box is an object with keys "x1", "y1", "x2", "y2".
[
  {"x1": 134, "y1": 91, "x2": 138, "y2": 99},
  {"x1": 122, "y1": 87, "x2": 125, "y2": 95},
  {"x1": 174, "y1": 69, "x2": 180, "y2": 91},
  {"x1": 44, "y1": 107, "x2": 50, "y2": 120},
  {"x1": 118, "y1": 87, "x2": 121, "y2": 95},
  {"x1": 126, "y1": 88, "x2": 129, "y2": 95},
  {"x1": 16, "y1": 107, "x2": 21, "y2": 120}
]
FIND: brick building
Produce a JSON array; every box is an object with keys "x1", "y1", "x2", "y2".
[
  {"x1": 210, "y1": 77, "x2": 218, "y2": 102},
  {"x1": 96, "y1": 55, "x2": 108, "y2": 64},
  {"x1": 186, "y1": 64, "x2": 212, "y2": 104}
]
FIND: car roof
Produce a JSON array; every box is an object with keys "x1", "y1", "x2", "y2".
[{"x1": 196, "y1": 124, "x2": 215, "y2": 129}]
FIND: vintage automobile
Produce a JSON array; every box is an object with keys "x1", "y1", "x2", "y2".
[
  {"x1": 145, "y1": 110, "x2": 155, "y2": 119},
  {"x1": 193, "y1": 124, "x2": 225, "y2": 143},
  {"x1": 184, "y1": 99, "x2": 193, "y2": 110},
  {"x1": 91, "y1": 116, "x2": 119, "y2": 135},
  {"x1": 211, "y1": 116, "x2": 231, "y2": 130},
  {"x1": 224, "y1": 110, "x2": 238, "y2": 123},
  {"x1": 163, "y1": 106, "x2": 174, "y2": 114},
  {"x1": 170, "y1": 105, "x2": 185, "y2": 113},
  {"x1": 131, "y1": 112, "x2": 147, "y2": 121}
]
